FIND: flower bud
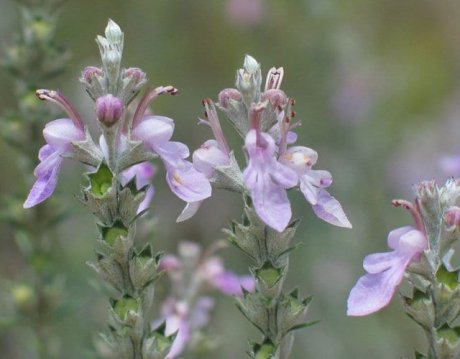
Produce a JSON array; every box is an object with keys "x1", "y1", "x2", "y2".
[
  {"x1": 236, "y1": 54, "x2": 262, "y2": 105},
  {"x1": 218, "y1": 88, "x2": 242, "y2": 108},
  {"x1": 96, "y1": 94, "x2": 124, "y2": 126},
  {"x1": 105, "y1": 19, "x2": 124, "y2": 46},
  {"x1": 261, "y1": 89, "x2": 287, "y2": 109},
  {"x1": 444, "y1": 206, "x2": 460, "y2": 231}
]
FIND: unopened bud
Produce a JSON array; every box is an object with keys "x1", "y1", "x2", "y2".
[
  {"x1": 82, "y1": 66, "x2": 103, "y2": 83},
  {"x1": 105, "y1": 19, "x2": 124, "y2": 47},
  {"x1": 236, "y1": 54, "x2": 262, "y2": 105},
  {"x1": 96, "y1": 94, "x2": 124, "y2": 126},
  {"x1": 218, "y1": 88, "x2": 242, "y2": 108},
  {"x1": 261, "y1": 89, "x2": 287, "y2": 109},
  {"x1": 444, "y1": 206, "x2": 460, "y2": 231}
]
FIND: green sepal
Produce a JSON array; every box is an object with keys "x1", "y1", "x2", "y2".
[
  {"x1": 248, "y1": 338, "x2": 277, "y2": 359},
  {"x1": 277, "y1": 289, "x2": 312, "y2": 337},
  {"x1": 89, "y1": 163, "x2": 114, "y2": 197},
  {"x1": 402, "y1": 289, "x2": 435, "y2": 331},
  {"x1": 433, "y1": 324, "x2": 460, "y2": 358},
  {"x1": 236, "y1": 291, "x2": 272, "y2": 335},
  {"x1": 112, "y1": 296, "x2": 139, "y2": 321}
]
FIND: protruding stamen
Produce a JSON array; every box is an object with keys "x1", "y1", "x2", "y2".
[
  {"x1": 265, "y1": 67, "x2": 284, "y2": 91},
  {"x1": 36, "y1": 89, "x2": 84, "y2": 129},
  {"x1": 202, "y1": 98, "x2": 230, "y2": 155},
  {"x1": 392, "y1": 199, "x2": 426, "y2": 234},
  {"x1": 131, "y1": 85, "x2": 178, "y2": 128}
]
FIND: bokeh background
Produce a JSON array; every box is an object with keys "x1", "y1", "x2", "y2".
[{"x1": 1, "y1": 0, "x2": 460, "y2": 358}]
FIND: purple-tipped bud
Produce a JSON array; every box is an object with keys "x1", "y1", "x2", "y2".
[
  {"x1": 95, "y1": 94, "x2": 124, "y2": 126},
  {"x1": 261, "y1": 89, "x2": 287, "y2": 109},
  {"x1": 82, "y1": 66, "x2": 103, "y2": 83},
  {"x1": 444, "y1": 206, "x2": 460, "y2": 230},
  {"x1": 124, "y1": 67, "x2": 146, "y2": 82},
  {"x1": 218, "y1": 88, "x2": 242, "y2": 108}
]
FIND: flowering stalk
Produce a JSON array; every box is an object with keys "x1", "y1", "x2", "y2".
[
  {"x1": 24, "y1": 20, "x2": 211, "y2": 358},
  {"x1": 0, "y1": 1, "x2": 71, "y2": 357},
  {"x1": 185, "y1": 55, "x2": 351, "y2": 358},
  {"x1": 347, "y1": 180, "x2": 460, "y2": 358}
]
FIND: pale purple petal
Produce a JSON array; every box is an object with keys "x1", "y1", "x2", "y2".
[
  {"x1": 166, "y1": 161, "x2": 212, "y2": 202},
  {"x1": 363, "y1": 252, "x2": 401, "y2": 274},
  {"x1": 387, "y1": 226, "x2": 413, "y2": 249},
  {"x1": 176, "y1": 201, "x2": 203, "y2": 222},
  {"x1": 192, "y1": 139, "x2": 230, "y2": 178},
  {"x1": 165, "y1": 318, "x2": 190, "y2": 359},
  {"x1": 43, "y1": 118, "x2": 84, "y2": 152},
  {"x1": 137, "y1": 187, "x2": 154, "y2": 214},
  {"x1": 347, "y1": 259, "x2": 407, "y2": 316},
  {"x1": 156, "y1": 141, "x2": 190, "y2": 165},
  {"x1": 312, "y1": 190, "x2": 352, "y2": 228},
  {"x1": 132, "y1": 115, "x2": 175, "y2": 148},
  {"x1": 280, "y1": 146, "x2": 318, "y2": 173},
  {"x1": 271, "y1": 161, "x2": 298, "y2": 188},
  {"x1": 38, "y1": 144, "x2": 54, "y2": 161},
  {"x1": 121, "y1": 162, "x2": 155, "y2": 189},
  {"x1": 189, "y1": 297, "x2": 215, "y2": 329},
  {"x1": 212, "y1": 271, "x2": 246, "y2": 296},
  {"x1": 299, "y1": 176, "x2": 319, "y2": 205},
  {"x1": 397, "y1": 229, "x2": 427, "y2": 256},
  {"x1": 307, "y1": 170, "x2": 333, "y2": 188},
  {"x1": 24, "y1": 155, "x2": 64, "y2": 208},
  {"x1": 240, "y1": 275, "x2": 256, "y2": 292},
  {"x1": 251, "y1": 173, "x2": 292, "y2": 232}
]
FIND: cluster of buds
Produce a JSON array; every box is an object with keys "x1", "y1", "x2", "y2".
[
  {"x1": 348, "y1": 179, "x2": 460, "y2": 358},
  {"x1": 153, "y1": 241, "x2": 254, "y2": 358}
]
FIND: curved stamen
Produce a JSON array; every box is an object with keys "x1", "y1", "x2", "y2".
[
  {"x1": 392, "y1": 199, "x2": 426, "y2": 234},
  {"x1": 202, "y1": 98, "x2": 230, "y2": 155},
  {"x1": 132, "y1": 85, "x2": 178, "y2": 128},
  {"x1": 36, "y1": 89, "x2": 84, "y2": 130}
]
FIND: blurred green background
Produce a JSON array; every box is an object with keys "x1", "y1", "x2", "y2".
[{"x1": 2, "y1": 0, "x2": 460, "y2": 358}]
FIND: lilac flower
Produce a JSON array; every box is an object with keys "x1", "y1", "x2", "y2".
[
  {"x1": 347, "y1": 200, "x2": 427, "y2": 316},
  {"x1": 280, "y1": 146, "x2": 351, "y2": 228},
  {"x1": 243, "y1": 127, "x2": 298, "y2": 232},
  {"x1": 24, "y1": 90, "x2": 86, "y2": 208},
  {"x1": 120, "y1": 162, "x2": 155, "y2": 213},
  {"x1": 177, "y1": 99, "x2": 231, "y2": 222},
  {"x1": 131, "y1": 87, "x2": 211, "y2": 204}
]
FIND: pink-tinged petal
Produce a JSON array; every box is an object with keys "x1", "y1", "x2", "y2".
[
  {"x1": 397, "y1": 229, "x2": 427, "y2": 256},
  {"x1": 176, "y1": 201, "x2": 203, "y2": 222},
  {"x1": 166, "y1": 161, "x2": 212, "y2": 202},
  {"x1": 251, "y1": 174, "x2": 292, "y2": 232},
  {"x1": 387, "y1": 226, "x2": 413, "y2": 250},
  {"x1": 99, "y1": 135, "x2": 109, "y2": 159},
  {"x1": 299, "y1": 176, "x2": 319, "y2": 205},
  {"x1": 192, "y1": 139, "x2": 230, "y2": 178},
  {"x1": 347, "y1": 259, "x2": 407, "y2": 316},
  {"x1": 43, "y1": 118, "x2": 84, "y2": 152},
  {"x1": 239, "y1": 275, "x2": 256, "y2": 293},
  {"x1": 132, "y1": 115, "x2": 175, "y2": 147},
  {"x1": 312, "y1": 190, "x2": 352, "y2": 228},
  {"x1": 24, "y1": 156, "x2": 64, "y2": 208},
  {"x1": 363, "y1": 252, "x2": 401, "y2": 274},
  {"x1": 159, "y1": 255, "x2": 181, "y2": 271},
  {"x1": 211, "y1": 271, "x2": 246, "y2": 296}
]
